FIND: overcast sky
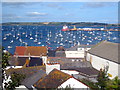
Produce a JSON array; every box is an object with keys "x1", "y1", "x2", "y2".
[{"x1": 2, "y1": 2, "x2": 118, "y2": 24}]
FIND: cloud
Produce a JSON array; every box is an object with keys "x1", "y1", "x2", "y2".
[
  {"x1": 2, "y1": 2, "x2": 33, "y2": 8},
  {"x1": 46, "y1": 3, "x2": 64, "y2": 10},
  {"x1": 81, "y1": 2, "x2": 109, "y2": 9},
  {"x1": 26, "y1": 12, "x2": 48, "y2": 16}
]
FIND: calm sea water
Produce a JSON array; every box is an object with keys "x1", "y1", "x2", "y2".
[{"x1": 2, "y1": 25, "x2": 120, "y2": 54}]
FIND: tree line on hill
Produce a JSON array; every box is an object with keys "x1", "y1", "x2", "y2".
[{"x1": 1, "y1": 22, "x2": 118, "y2": 27}]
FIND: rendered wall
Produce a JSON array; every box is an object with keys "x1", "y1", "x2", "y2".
[
  {"x1": 58, "y1": 78, "x2": 89, "y2": 88},
  {"x1": 86, "y1": 53, "x2": 119, "y2": 79}
]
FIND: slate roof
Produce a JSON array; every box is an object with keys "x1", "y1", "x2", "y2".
[
  {"x1": 88, "y1": 41, "x2": 120, "y2": 64},
  {"x1": 9, "y1": 57, "x2": 28, "y2": 66},
  {"x1": 34, "y1": 69, "x2": 71, "y2": 88},
  {"x1": 55, "y1": 46, "x2": 65, "y2": 51},
  {"x1": 66, "y1": 45, "x2": 93, "y2": 51},
  {"x1": 21, "y1": 70, "x2": 46, "y2": 88},
  {"x1": 14, "y1": 46, "x2": 47, "y2": 56},
  {"x1": 63, "y1": 67, "x2": 99, "y2": 77},
  {"x1": 55, "y1": 51, "x2": 66, "y2": 57},
  {"x1": 9, "y1": 57, "x2": 43, "y2": 67},
  {"x1": 5, "y1": 66, "x2": 46, "y2": 78},
  {"x1": 48, "y1": 57, "x2": 92, "y2": 68},
  {"x1": 29, "y1": 57, "x2": 43, "y2": 66},
  {"x1": 47, "y1": 49, "x2": 56, "y2": 57}
]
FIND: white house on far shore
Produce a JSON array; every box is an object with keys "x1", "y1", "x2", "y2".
[{"x1": 86, "y1": 41, "x2": 120, "y2": 79}]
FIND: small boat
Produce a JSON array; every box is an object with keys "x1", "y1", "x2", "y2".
[
  {"x1": 38, "y1": 42, "x2": 41, "y2": 45},
  {"x1": 30, "y1": 37, "x2": 33, "y2": 40},
  {"x1": 34, "y1": 39, "x2": 37, "y2": 42},
  {"x1": 3, "y1": 36, "x2": 7, "y2": 40},
  {"x1": 8, "y1": 46, "x2": 12, "y2": 49},
  {"x1": 10, "y1": 40, "x2": 13, "y2": 43}
]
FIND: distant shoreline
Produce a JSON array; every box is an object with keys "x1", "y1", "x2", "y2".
[{"x1": 1, "y1": 22, "x2": 119, "y2": 27}]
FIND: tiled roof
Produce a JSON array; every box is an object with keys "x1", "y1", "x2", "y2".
[
  {"x1": 88, "y1": 41, "x2": 120, "y2": 64},
  {"x1": 34, "y1": 69, "x2": 71, "y2": 88},
  {"x1": 14, "y1": 46, "x2": 47, "y2": 56},
  {"x1": 14, "y1": 46, "x2": 26, "y2": 55}
]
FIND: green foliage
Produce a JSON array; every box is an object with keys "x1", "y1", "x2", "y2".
[
  {"x1": 106, "y1": 76, "x2": 120, "y2": 90},
  {"x1": 96, "y1": 67, "x2": 120, "y2": 90},
  {"x1": 2, "y1": 48, "x2": 10, "y2": 69},
  {"x1": 96, "y1": 68, "x2": 109, "y2": 89},
  {"x1": 4, "y1": 72, "x2": 26, "y2": 90},
  {"x1": 78, "y1": 67, "x2": 120, "y2": 90},
  {"x1": 80, "y1": 79, "x2": 99, "y2": 89}
]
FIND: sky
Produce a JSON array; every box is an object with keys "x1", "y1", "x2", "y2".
[{"x1": 2, "y1": 2, "x2": 118, "y2": 24}]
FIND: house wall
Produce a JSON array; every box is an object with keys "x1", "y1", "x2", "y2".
[
  {"x1": 5, "y1": 66, "x2": 22, "y2": 70},
  {"x1": 86, "y1": 53, "x2": 119, "y2": 79},
  {"x1": 46, "y1": 64, "x2": 60, "y2": 74},
  {"x1": 61, "y1": 70, "x2": 79, "y2": 75},
  {"x1": 65, "y1": 48, "x2": 91, "y2": 58},
  {"x1": 15, "y1": 85, "x2": 28, "y2": 90},
  {"x1": 58, "y1": 78, "x2": 89, "y2": 88},
  {"x1": 42, "y1": 56, "x2": 47, "y2": 65},
  {"x1": 65, "y1": 51, "x2": 84, "y2": 58}
]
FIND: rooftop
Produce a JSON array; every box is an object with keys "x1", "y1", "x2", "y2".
[
  {"x1": 88, "y1": 41, "x2": 120, "y2": 64},
  {"x1": 34, "y1": 69, "x2": 71, "y2": 88},
  {"x1": 5, "y1": 66, "x2": 45, "y2": 78},
  {"x1": 64, "y1": 67, "x2": 99, "y2": 77},
  {"x1": 14, "y1": 46, "x2": 47, "y2": 56},
  {"x1": 21, "y1": 70, "x2": 46, "y2": 88},
  {"x1": 66, "y1": 45, "x2": 93, "y2": 51},
  {"x1": 48, "y1": 57, "x2": 92, "y2": 68}
]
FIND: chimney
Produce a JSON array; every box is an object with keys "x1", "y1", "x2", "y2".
[{"x1": 46, "y1": 62, "x2": 60, "y2": 74}]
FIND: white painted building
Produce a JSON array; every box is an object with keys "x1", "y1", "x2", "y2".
[
  {"x1": 86, "y1": 41, "x2": 120, "y2": 79},
  {"x1": 65, "y1": 45, "x2": 91, "y2": 58},
  {"x1": 15, "y1": 85, "x2": 28, "y2": 90},
  {"x1": 58, "y1": 77, "x2": 89, "y2": 88},
  {"x1": 61, "y1": 70, "x2": 79, "y2": 75},
  {"x1": 46, "y1": 63, "x2": 60, "y2": 74}
]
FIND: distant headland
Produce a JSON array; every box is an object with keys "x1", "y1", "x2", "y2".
[{"x1": 1, "y1": 22, "x2": 119, "y2": 27}]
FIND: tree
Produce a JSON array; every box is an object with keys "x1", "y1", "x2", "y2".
[
  {"x1": 2, "y1": 47, "x2": 11, "y2": 85},
  {"x1": 96, "y1": 68, "x2": 109, "y2": 90},
  {"x1": 4, "y1": 72, "x2": 26, "y2": 90},
  {"x1": 106, "y1": 76, "x2": 120, "y2": 90},
  {"x1": 2, "y1": 47, "x2": 10, "y2": 69}
]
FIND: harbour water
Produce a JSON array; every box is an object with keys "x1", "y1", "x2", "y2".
[{"x1": 2, "y1": 25, "x2": 120, "y2": 54}]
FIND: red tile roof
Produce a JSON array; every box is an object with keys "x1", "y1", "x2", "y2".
[
  {"x1": 14, "y1": 46, "x2": 47, "y2": 56},
  {"x1": 14, "y1": 46, "x2": 26, "y2": 55}
]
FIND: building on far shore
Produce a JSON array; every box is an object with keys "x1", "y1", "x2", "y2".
[{"x1": 86, "y1": 41, "x2": 120, "y2": 79}]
